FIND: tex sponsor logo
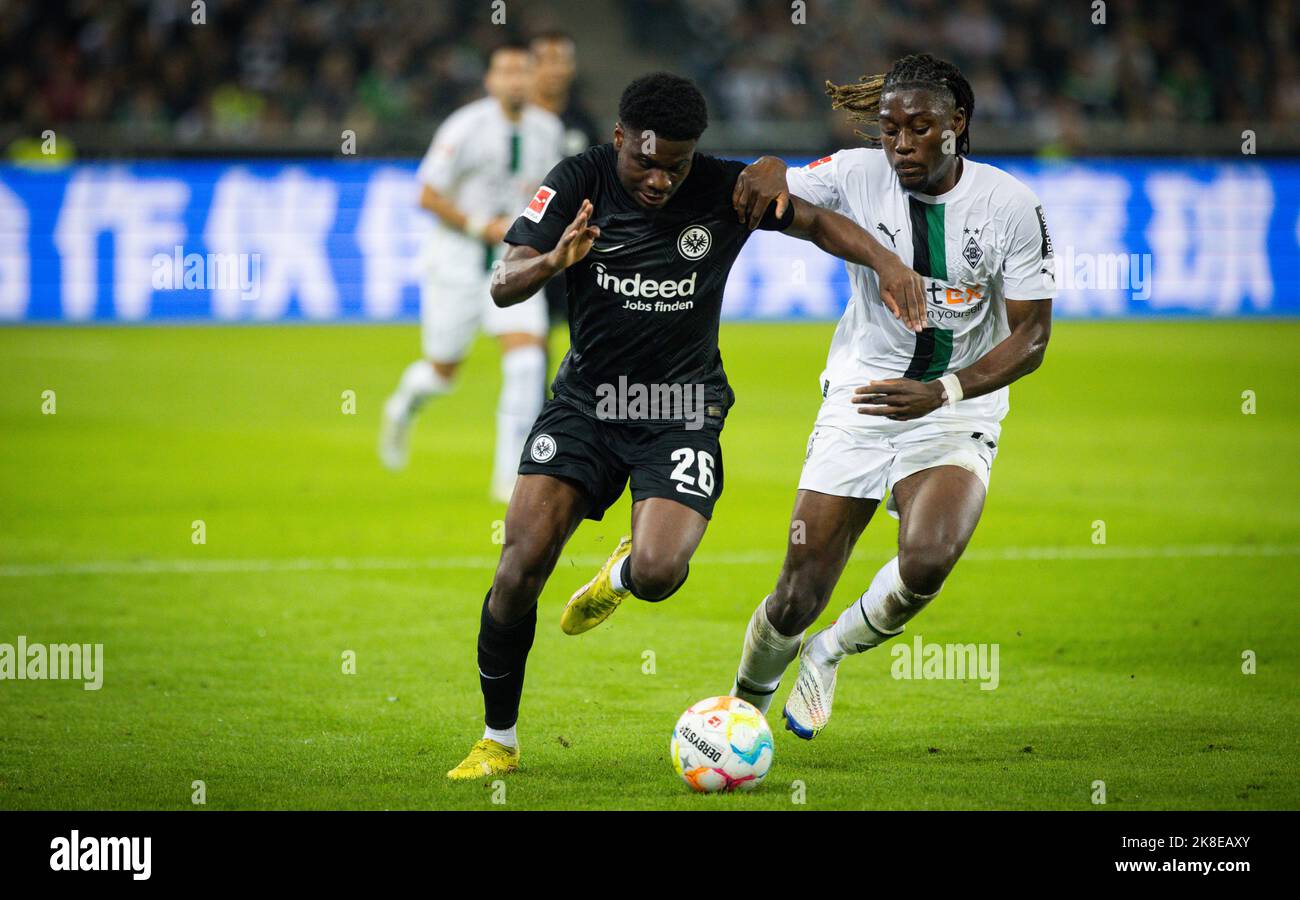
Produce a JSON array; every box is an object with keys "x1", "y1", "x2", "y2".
[
  {"x1": 923, "y1": 278, "x2": 987, "y2": 322},
  {"x1": 521, "y1": 184, "x2": 557, "y2": 223}
]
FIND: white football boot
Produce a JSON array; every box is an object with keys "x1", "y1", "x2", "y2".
[
  {"x1": 378, "y1": 396, "x2": 412, "y2": 472},
  {"x1": 782, "y1": 630, "x2": 839, "y2": 740}
]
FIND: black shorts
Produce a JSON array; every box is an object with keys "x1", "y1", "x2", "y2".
[{"x1": 518, "y1": 397, "x2": 726, "y2": 521}]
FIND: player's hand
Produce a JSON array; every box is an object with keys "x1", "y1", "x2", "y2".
[
  {"x1": 733, "y1": 156, "x2": 789, "y2": 231},
  {"x1": 852, "y1": 379, "x2": 946, "y2": 421},
  {"x1": 548, "y1": 199, "x2": 600, "y2": 270},
  {"x1": 482, "y1": 216, "x2": 512, "y2": 245},
  {"x1": 877, "y1": 255, "x2": 928, "y2": 334}
]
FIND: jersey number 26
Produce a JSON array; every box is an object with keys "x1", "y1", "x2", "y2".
[{"x1": 670, "y1": 448, "x2": 715, "y2": 498}]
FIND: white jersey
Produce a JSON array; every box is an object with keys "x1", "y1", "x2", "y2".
[
  {"x1": 787, "y1": 148, "x2": 1055, "y2": 429},
  {"x1": 416, "y1": 96, "x2": 564, "y2": 283}
]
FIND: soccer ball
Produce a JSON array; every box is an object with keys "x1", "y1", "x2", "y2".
[{"x1": 670, "y1": 696, "x2": 774, "y2": 793}]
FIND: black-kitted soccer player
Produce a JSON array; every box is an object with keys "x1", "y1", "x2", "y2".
[{"x1": 447, "y1": 72, "x2": 926, "y2": 779}]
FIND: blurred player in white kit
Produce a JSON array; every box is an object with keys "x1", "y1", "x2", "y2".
[{"x1": 380, "y1": 41, "x2": 564, "y2": 502}]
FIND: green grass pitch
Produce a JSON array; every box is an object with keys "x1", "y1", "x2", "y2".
[{"x1": 1, "y1": 319, "x2": 1297, "y2": 810}]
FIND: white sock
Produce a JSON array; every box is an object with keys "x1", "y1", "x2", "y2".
[
  {"x1": 483, "y1": 724, "x2": 517, "y2": 749},
  {"x1": 494, "y1": 345, "x2": 546, "y2": 489},
  {"x1": 608, "y1": 556, "x2": 631, "y2": 595},
  {"x1": 386, "y1": 360, "x2": 451, "y2": 421},
  {"x1": 809, "y1": 557, "x2": 939, "y2": 668},
  {"x1": 732, "y1": 596, "x2": 803, "y2": 715}
]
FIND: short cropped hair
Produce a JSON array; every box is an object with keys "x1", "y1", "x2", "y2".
[{"x1": 617, "y1": 72, "x2": 708, "y2": 141}]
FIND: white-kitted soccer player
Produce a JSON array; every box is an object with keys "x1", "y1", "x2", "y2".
[
  {"x1": 727, "y1": 54, "x2": 1056, "y2": 739},
  {"x1": 380, "y1": 42, "x2": 564, "y2": 502}
]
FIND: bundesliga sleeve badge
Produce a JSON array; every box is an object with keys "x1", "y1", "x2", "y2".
[{"x1": 522, "y1": 185, "x2": 557, "y2": 223}]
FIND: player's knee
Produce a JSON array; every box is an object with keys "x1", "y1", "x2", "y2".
[
  {"x1": 488, "y1": 570, "x2": 541, "y2": 621},
  {"x1": 493, "y1": 543, "x2": 559, "y2": 614},
  {"x1": 430, "y1": 359, "x2": 459, "y2": 381},
  {"x1": 629, "y1": 569, "x2": 680, "y2": 602},
  {"x1": 898, "y1": 541, "x2": 961, "y2": 595},
  {"x1": 627, "y1": 554, "x2": 687, "y2": 602},
  {"x1": 768, "y1": 578, "x2": 826, "y2": 634},
  {"x1": 500, "y1": 343, "x2": 546, "y2": 381}
]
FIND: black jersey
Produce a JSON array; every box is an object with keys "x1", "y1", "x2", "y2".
[{"x1": 505, "y1": 143, "x2": 792, "y2": 421}]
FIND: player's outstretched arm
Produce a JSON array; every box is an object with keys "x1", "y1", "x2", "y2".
[
  {"x1": 854, "y1": 299, "x2": 1052, "y2": 420},
  {"x1": 490, "y1": 199, "x2": 599, "y2": 307},
  {"x1": 784, "y1": 196, "x2": 927, "y2": 333},
  {"x1": 735, "y1": 156, "x2": 924, "y2": 330}
]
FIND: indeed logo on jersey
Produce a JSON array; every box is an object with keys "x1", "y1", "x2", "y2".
[{"x1": 593, "y1": 262, "x2": 697, "y2": 304}]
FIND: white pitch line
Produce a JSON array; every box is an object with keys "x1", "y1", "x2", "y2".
[{"x1": 0, "y1": 544, "x2": 1296, "y2": 579}]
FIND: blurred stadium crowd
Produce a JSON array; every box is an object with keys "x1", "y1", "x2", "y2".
[
  {"x1": 632, "y1": 0, "x2": 1299, "y2": 129},
  {"x1": 2, "y1": 0, "x2": 1296, "y2": 150},
  {"x1": 0, "y1": 0, "x2": 558, "y2": 144}
]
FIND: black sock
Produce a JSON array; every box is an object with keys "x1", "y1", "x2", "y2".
[
  {"x1": 476, "y1": 591, "x2": 537, "y2": 730},
  {"x1": 619, "y1": 557, "x2": 638, "y2": 597},
  {"x1": 621, "y1": 558, "x2": 689, "y2": 603}
]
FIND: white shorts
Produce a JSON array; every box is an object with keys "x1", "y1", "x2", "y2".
[
  {"x1": 797, "y1": 418, "x2": 999, "y2": 518},
  {"x1": 419, "y1": 272, "x2": 548, "y2": 362}
]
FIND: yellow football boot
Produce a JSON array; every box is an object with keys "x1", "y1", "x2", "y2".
[
  {"x1": 560, "y1": 535, "x2": 633, "y2": 635},
  {"x1": 446, "y1": 738, "x2": 520, "y2": 780}
]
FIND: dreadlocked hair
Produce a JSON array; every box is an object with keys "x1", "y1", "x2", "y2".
[{"x1": 826, "y1": 53, "x2": 975, "y2": 155}]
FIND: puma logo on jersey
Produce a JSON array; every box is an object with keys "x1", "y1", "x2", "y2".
[{"x1": 876, "y1": 222, "x2": 900, "y2": 247}]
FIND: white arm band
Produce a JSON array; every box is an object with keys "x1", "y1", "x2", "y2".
[{"x1": 939, "y1": 373, "x2": 964, "y2": 408}]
